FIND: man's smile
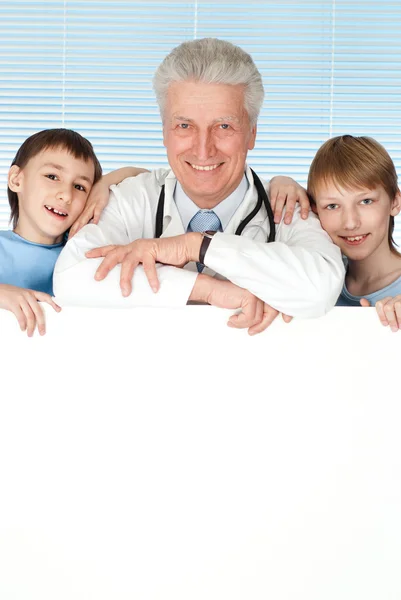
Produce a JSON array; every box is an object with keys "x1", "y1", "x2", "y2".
[{"x1": 188, "y1": 162, "x2": 222, "y2": 171}]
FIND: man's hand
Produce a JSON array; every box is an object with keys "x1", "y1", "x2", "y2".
[
  {"x1": 247, "y1": 307, "x2": 293, "y2": 335},
  {"x1": 361, "y1": 296, "x2": 401, "y2": 332},
  {"x1": 86, "y1": 233, "x2": 201, "y2": 296},
  {"x1": 190, "y1": 275, "x2": 291, "y2": 335},
  {"x1": 0, "y1": 284, "x2": 61, "y2": 336},
  {"x1": 269, "y1": 176, "x2": 310, "y2": 225}
]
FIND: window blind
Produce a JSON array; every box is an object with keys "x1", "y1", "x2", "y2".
[{"x1": 1, "y1": 0, "x2": 400, "y2": 243}]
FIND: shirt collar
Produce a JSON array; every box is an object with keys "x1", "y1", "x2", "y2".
[{"x1": 174, "y1": 174, "x2": 249, "y2": 231}]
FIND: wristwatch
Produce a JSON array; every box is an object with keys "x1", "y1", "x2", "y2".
[{"x1": 199, "y1": 230, "x2": 218, "y2": 266}]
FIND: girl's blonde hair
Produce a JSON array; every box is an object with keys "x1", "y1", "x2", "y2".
[{"x1": 307, "y1": 135, "x2": 400, "y2": 255}]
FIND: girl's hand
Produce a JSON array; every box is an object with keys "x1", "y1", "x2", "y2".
[
  {"x1": 0, "y1": 284, "x2": 61, "y2": 336},
  {"x1": 360, "y1": 295, "x2": 401, "y2": 332}
]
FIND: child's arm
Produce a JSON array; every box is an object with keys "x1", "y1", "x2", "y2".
[
  {"x1": 0, "y1": 284, "x2": 61, "y2": 336},
  {"x1": 69, "y1": 166, "x2": 149, "y2": 237},
  {"x1": 361, "y1": 295, "x2": 401, "y2": 332}
]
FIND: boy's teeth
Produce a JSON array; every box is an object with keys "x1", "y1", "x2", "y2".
[
  {"x1": 191, "y1": 164, "x2": 219, "y2": 171},
  {"x1": 346, "y1": 235, "x2": 364, "y2": 241},
  {"x1": 45, "y1": 205, "x2": 67, "y2": 216}
]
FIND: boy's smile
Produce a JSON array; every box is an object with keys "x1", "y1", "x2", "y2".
[
  {"x1": 338, "y1": 233, "x2": 369, "y2": 246},
  {"x1": 9, "y1": 147, "x2": 95, "y2": 245},
  {"x1": 44, "y1": 205, "x2": 69, "y2": 218}
]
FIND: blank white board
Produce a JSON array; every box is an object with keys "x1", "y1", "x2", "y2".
[{"x1": 0, "y1": 306, "x2": 400, "y2": 600}]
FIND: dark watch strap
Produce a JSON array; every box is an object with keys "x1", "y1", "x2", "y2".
[{"x1": 199, "y1": 230, "x2": 218, "y2": 266}]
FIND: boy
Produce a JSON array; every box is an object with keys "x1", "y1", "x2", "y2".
[
  {"x1": 307, "y1": 135, "x2": 401, "y2": 331},
  {"x1": 0, "y1": 128, "x2": 102, "y2": 336}
]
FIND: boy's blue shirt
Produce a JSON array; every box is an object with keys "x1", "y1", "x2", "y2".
[
  {"x1": 337, "y1": 274, "x2": 401, "y2": 306},
  {"x1": 0, "y1": 230, "x2": 64, "y2": 295}
]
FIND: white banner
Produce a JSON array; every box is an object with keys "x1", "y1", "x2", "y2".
[{"x1": 0, "y1": 306, "x2": 400, "y2": 600}]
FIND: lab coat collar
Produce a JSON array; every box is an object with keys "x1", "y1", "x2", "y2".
[{"x1": 159, "y1": 166, "x2": 268, "y2": 238}]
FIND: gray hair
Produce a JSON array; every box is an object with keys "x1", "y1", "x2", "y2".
[{"x1": 153, "y1": 38, "x2": 265, "y2": 126}]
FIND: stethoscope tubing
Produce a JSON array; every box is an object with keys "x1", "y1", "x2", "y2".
[{"x1": 155, "y1": 168, "x2": 275, "y2": 243}]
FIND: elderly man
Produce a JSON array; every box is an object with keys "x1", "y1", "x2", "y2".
[{"x1": 54, "y1": 38, "x2": 344, "y2": 332}]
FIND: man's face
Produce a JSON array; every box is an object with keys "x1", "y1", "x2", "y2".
[
  {"x1": 314, "y1": 180, "x2": 401, "y2": 261},
  {"x1": 163, "y1": 80, "x2": 257, "y2": 208},
  {"x1": 9, "y1": 147, "x2": 95, "y2": 245}
]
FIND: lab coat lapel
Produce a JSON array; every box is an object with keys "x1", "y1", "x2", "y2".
[
  {"x1": 159, "y1": 173, "x2": 186, "y2": 238},
  {"x1": 224, "y1": 166, "x2": 268, "y2": 239}
]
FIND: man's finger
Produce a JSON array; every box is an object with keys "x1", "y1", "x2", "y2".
[
  {"x1": 360, "y1": 298, "x2": 371, "y2": 307},
  {"x1": 120, "y1": 257, "x2": 138, "y2": 297},
  {"x1": 282, "y1": 313, "x2": 293, "y2": 323},
  {"x1": 94, "y1": 252, "x2": 124, "y2": 281},
  {"x1": 248, "y1": 306, "x2": 279, "y2": 335},
  {"x1": 86, "y1": 245, "x2": 117, "y2": 258},
  {"x1": 254, "y1": 298, "x2": 264, "y2": 325},
  {"x1": 227, "y1": 300, "x2": 258, "y2": 329},
  {"x1": 142, "y1": 257, "x2": 160, "y2": 293}
]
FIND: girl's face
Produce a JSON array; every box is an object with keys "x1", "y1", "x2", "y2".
[{"x1": 314, "y1": 181, "x2": 401, "y2": 261}]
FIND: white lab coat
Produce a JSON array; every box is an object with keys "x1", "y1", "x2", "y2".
[{"x1": 53, "y1": 166, "x2": 345, "y2": 317}]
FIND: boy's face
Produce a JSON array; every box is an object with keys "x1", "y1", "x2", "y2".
[
  {"x1": 8, "y1": 147, "x2": 95, "y2": 245},
  {"x1": 314, "y1": 180, "x2": 401, "y2": 261}
]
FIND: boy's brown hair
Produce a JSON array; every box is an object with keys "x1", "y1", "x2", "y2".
[
  {"x1": 8, "y1": 128, "x2": 102, "y2": 228},
  {"x1": 307, "y1": 135, "x2": 400, "y2": 254}
]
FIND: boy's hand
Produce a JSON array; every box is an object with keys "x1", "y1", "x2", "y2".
[
  {"x1": 69, "y1": 177, "x2": 110, "y2": 237},
  {"x1": 269, "y1": 176, "x2": 310, "y2": 224},
  {"x1": 70, "y1": 167, "x2": 149, "y2": 238},
  {"x1": 361, "y1": 296, "x2": 401, "y2": 332},
  {"x1": 0, "y1": 284, "x2": 61, "y2": 336}
]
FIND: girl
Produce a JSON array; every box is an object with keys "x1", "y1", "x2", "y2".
[{"x1": 307, "y1": 135, "x2": 401, "y2": 332}]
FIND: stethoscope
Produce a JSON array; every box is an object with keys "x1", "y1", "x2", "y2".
[{"x1": 155, "y1": 168, "x2": 276, "y2": 242}]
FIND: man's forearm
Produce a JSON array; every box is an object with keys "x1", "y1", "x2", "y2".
[
  {"x1": 54, "y1": 226, "x2": 198, "y2": 308},
  {"x1": 188, "y1": 273, "x2": 214, "y2": 304}
]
